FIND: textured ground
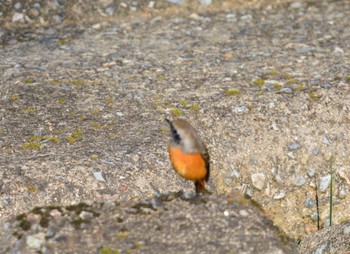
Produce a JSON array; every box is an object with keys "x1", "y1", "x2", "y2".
[{"x1": 1, "y1": 0, "x2": 350, "y2": 251}]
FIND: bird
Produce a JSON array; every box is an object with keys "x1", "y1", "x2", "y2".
[{"x1": 166, "y1": 118, "x2": 210, "y2": 194}]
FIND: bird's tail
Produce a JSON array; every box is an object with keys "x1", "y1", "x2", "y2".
[{"x1": 195, "y1": 180, "x2": 206, "y2": 194}]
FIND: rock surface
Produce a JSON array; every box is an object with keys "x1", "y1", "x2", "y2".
[{"x1": 0, "y1": 192, "x2": 297, "y2": 253}]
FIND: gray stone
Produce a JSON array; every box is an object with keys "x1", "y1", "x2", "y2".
[
  {"x1": 288, "y1": 142, "x2": 301, "y2": 151},
  {"x1": 26, "y1": 233, "x2": 45, "y2": 249},
  {"x1": 304, "y1": 198, "x2": 313, "y2": 208},
  {"x1": 93, "y1": 171, "x2": 107, "y2": 182},
  {"x1": 12, "y1": 12, "x2": 25, "y2": 23},
  {"x1": 322, "y1": 137, "x2": 330, "y2": 145},
  {"x1": 319, "y1": 175, "x2": 331, "y2": 192},
  {"x1": 273, "y1": 192, "x2": 285, "y2": 200},
  {"x1": 312, "y1": 148, "x2": 319, "y2": 156},
  {"x1": 279, "y1": 88, "x2": 292, "y2": 94},
  {"x1": 307, "y1": 168, "x2": 316, "y2": 177},
  {"x1": 293, "y1": 175, "x2": 307, "y2": 186},
  {"x1": 251, "y1": 173, "x2": 266, "y2": 190}
]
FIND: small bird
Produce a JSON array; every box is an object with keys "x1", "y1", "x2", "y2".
[{"x1": 166, "y1": 118, "x2": 210, "y2": 194}]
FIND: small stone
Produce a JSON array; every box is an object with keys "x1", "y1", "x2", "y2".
[
  {"x1": 290, "y1": 2, "x2": 302, "y2": 8},
  {"x1": 338, "y1": 189, "x2": 346, "y2": 199},
  {"x1": 304, "y1": 198, "x2": 313, "y2": 208},
  {"x1": 312, "y1": 148, "x2": 319, "y2": 156},
  {"x1": 333, "y1": 46, "x2": 344, "y2": 54},
  {"x1": 166, "y1": 0, "x2": 184, "y2": 6},
  {"x1": 14, "y1": 2, "x2": 22, "y2": 9},
  {"x1": 26, "y1": 233, "x2": 45, "y2": 249},
  {"x1": 230, "y1": 166, "x2": 240, "y2": 179},
  {"x1": 288, "y1": 142, "x2": 301, "y2": 151},
  {"x1": 293, "y1": 175, "x2": 307, "y2": 186},
  {"x1": 322, "y1": 137, "x2": 330, "y2": 145},
  {"x1": 310, "y1": 212, "x2": 319, "y2": 222},
  {"x1": 321, "y1": 83, "x2": 331, "y2": 89},
  {"x1": 79, "y1": 211, "x2": 93, "y2": 220},
  {"x1": 93, "y1": 171, "x2": 107, "y2": 182},
  {"x1": 12, "y1": 12, "x2": 25, "y2": 23},
  {"x1": 343, "y1": 225, "x2": 350, "y2": 234},
  {"x1": 307, "y1": 168, "x2": 316, "y2": 177},
  {"x1": 279, "y1": 88, "x2": 292, "y2": 94},
  {"x1": 273, "y1": 192, "x2": 285, "y2": 200},
  {"x1": 198, "y1": 0, "x2": 212, "y2": 6},
  {"x1": 52, "y1": 14, "x2": 63, "y2": 24},
  {"x1": 251, "y1": 173, "x2": 266, "y2": 190},
  {"x1": 224, "y1": 177, "x2": 232, "y2": 186},
  {"x1": 234, "y1": 105, "x2": 249, "y2": 114},
  {"x1": 268, "y1": 102, "x2": 275, "y2": 108},
  {"x1": 148, "y1": 1, "x2": 155, "y2": 8},
  {"x1": 239, "y1": 210, "x2": 249, "y2": 217},
  {"x1": 105, "y1": 6, "x2": 115, "y2": 15},
  {"x1": 319, "y1": 175, "x2": 331, "y2": 192},
  {"x1": 315, "y1": 243, "x2": 328, "y2": 254}
]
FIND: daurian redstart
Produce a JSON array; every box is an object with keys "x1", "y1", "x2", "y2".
[{"x1": 166, "y1": 119, "x2": 210, "y2": 193}]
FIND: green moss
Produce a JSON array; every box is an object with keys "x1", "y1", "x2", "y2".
[
  {"x1": 16, "y1": 214, "x2": 31, "y2": 231},
  {"x1": 66, "y1": 129, "x2": 84, "y2": 144},
  {"x1": 295, "y1": 84, "x2": 305, "y2": 92},
  {"x1": 253, "y1": 79, "x2": 265, "y2": 86},
  {"x1": 273, "y1": 84, "x2": 283, "y2": 90},
  {"x1": 345, "y1": 76, "x2": 350, "y2": 83},
  {"x1": 71, "y1": 80, "x2": 85, "y2": 86},
  {"x1": 116, "y1": 232, "x2": 127, "y2": 239},
  {"x1": 287, "y1": 79, "x2": 298, "y2": 84},
  {"x1": 9, "y1": 94, "x2": 20, "y2": 101},
  {"x1": 105, "y1": 97, "x2": 114, "y2": 104},
  {"x1": 91, "y1": 122, "x2": 102, "y2": 130},
  {"x1": 21, "y1": 142, "x2": 41, "y2": 150},
  {"x1": 225, "y1": 89, "x2": 240, "y2": 96},
  {"x1": 309, "y1": 93, "x2": 319, "y2": 100},
  {"x1": 58, "y1": 38, "x2": 69, "y2": 45},
  {"x1": 179, "y1": 100, "x2": 188, "y2": 106},
  {"x1": 269, "y1": 70, "x2": 278, "y2": 76},
  {"x1": 159, "y1": 127, "x2": 169, "y2": 132},
  {"x1": 24, "y1": 78, "x2": 34, "y2": 83},
  {"x1": 100, "y1": 247, "x2": 120, "y2": 254},
  {"x1": 27, "y1": 185, "x2": 37, "y2": 194},
  {"x1": 157, "y1": 75, "x2": 165, "y2": 81},
  {"x1": 170, "y1": 108, "x2": 184, "y2": 117},
  {"x1": 190, "y1": 104, "x2": 201, "y2": 111},
  {"x1": 283, "y1": 73, "x2": 293, "y2": 79},
  {"x1": 91, "y1": 154, "x2": 99, "y2": 160},
  {"x1": 44, "y1": 136, "x2": 60, "y2": 144},
  {"x1": 21, "y1": 107, "x2": 36, "y2": 113},
  {"x1": 57, "y1": 98, "x2": 65, "y2": 104}
]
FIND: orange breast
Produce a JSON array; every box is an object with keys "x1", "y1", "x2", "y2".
[{"x1": 168, "y1": 144, "x2": 207, "y2": 181}]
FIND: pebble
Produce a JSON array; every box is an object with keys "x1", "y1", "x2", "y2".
[
  {"x1": 79, "y1": 211, "x2": 94, "y2": 220},
  {"x1": 93, "y1": 171, "x2": 107, "y2": 182},
  {"x1": 307, "y1": 168, "x2": 316, "y2": 178},
  {"x1": 26, "y1": 233, "x2": 45, "y2": 249},
  {"x1": 279, "y1": 88, "x2": 292, "y2": 94},
  {"x1": 234, "y1": 105, "x2": 249, "y2": 114},
  {"x1": 273, "y1": 192, "x2": 285, "y2": 200},
  {"x1": 166, "y1": 0, "x2": 184, "y2": 6},
  {"x1": 322, "y1": 137, "x2": 330, "y2": 145},
  {"x1": 12, "y1": 12, "x2": 25, "y2": 23},
  {"x1": 14, "y1": 2, "x2": 22, "y2": 10},
  {"x1": 315, "y1": 243, "x2": 328, "y2": 254},
  {"x1": 251, "y1": 173, "x2": 266, "y2": 190},
  {"x1": 310, "y1": 212, "x2": 319, "y2": 222},
  {"x1": 229, "y1": 166, "x2": 240, "y2": 179},
  {"x1": 312, "y1": 148, "x2": 319, "y2": 156},
  {"x1": 304, "y1": 198, "x2": 313, "y2": 208},
  {"x1": 343, "y1": 225, "x2": 350, "y2": 234},
  {"x1": 288, "y1": 142, "x2": 301, "y2": 151},
  {"x1": 198, "y1": 0, "x2": 212, "y2": 6},
  {"x1": 319, "y1": 175, "x2": 331, "y2": 192},
  {"x1": 290, "y1": 2, "x2": 302, "y2": 8},
  {"x1": 224, "y1": 177, "x2": 232, "y2": 186},
  {"x1": 239, "y1": 210, "x2": 249, "y2": 217},
  {"x1": 293, "y1": 175, "x2": 307, "y2": 186}
]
